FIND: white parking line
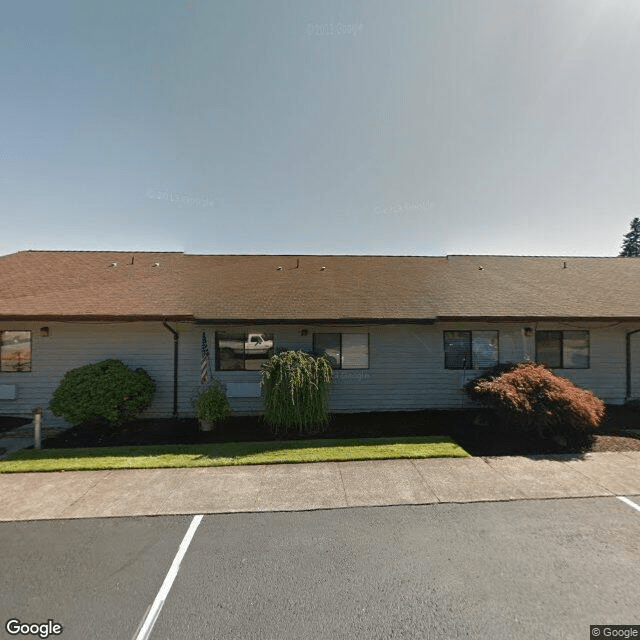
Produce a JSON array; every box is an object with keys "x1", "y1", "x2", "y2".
[
  {"x1": 133, "y1": 514, "x2": 203, "y2": 640},
  {"x1": 617, "y1": 496, "x2": 640, "y2": 513}
]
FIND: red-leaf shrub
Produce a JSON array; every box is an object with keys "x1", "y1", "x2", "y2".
[{"x1": 465, "y1": 361, "x2": 605, "y2": 451}]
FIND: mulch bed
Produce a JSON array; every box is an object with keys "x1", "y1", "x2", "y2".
[
  {"x1": 0, "y1": 416, "x2": 33, "y2": 433},
  {"x1": 31, "y1": 405, "x2": 640, "y2": 457}
]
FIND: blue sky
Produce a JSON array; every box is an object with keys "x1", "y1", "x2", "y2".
[{"x1": 1, "y1": 0, "x2": 639, "y2": 257}]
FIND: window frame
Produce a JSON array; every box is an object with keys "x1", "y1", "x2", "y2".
[
  {"x1": 0, "y1": 330, "x2": 32, "y2": 373},
  {"x1": 215, "y1": 331, "x2": 275, "y2": 371},
  {"x1": 312, "y1": 333, "x2": 370, "y2": 370},
  {"x1": 535, "y1": 330, "x2": 590, "y2": 369},
  {"x1": 443, "y1": 330, "x2": 499, "y2": 370}
]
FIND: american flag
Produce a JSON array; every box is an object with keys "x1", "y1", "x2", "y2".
[{"x1": 200, "y1": 332, "x2": 211, "y2": 384}]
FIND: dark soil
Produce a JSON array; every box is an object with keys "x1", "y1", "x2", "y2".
[
  {"x1": 37, "y1": 405, "x2": 640, "y2": 456},
  {"x1": 0, "y1": 416, "x2": 33, "y2": 433}
]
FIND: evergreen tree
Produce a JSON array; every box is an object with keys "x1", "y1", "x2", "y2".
[{"x1": 620, "y1": 217, "x2": 640, "y2": 256}]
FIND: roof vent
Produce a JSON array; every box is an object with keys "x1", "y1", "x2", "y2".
[
  {"x1": 277, "y1": 266, "x2": 283, "y2": 271},
  {"x1": 320, "y1": 266, "x2": 326, "y2": 271},
  {"x1": 478, "y1": 266, "x2": 484, "y2": 271},
  {"x1": 153, "y1": 262, "x2": 160, "y2": 267},
  {"x1": 111, "y1": 262, "x2": 118, "y2": 267}
]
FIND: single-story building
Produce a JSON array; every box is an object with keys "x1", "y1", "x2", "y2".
[{"x1": 2, "y1": 250, "x2": 640, "y2": 427}]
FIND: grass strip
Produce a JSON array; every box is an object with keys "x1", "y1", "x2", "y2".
[{"x1": 0, "y1": 436, "x2": 468, "y2": 473}]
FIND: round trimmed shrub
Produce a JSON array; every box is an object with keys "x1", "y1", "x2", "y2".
[
  {"x1": 465, "y1": 361, "x2": 605, "y2": 451},
  {"x1": 50, "y1": 359, "x2": 156, "y2": 426},
  {"x1": 260, "y1": 350, "x2": 333, "y2": 434}
]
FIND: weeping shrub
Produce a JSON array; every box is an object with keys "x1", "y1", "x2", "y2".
[
  {"x1": 260, "y1": 350, "x2": 333, "y2": 434},
  {"x1": 465, "y1": 361, "x2": 605, "y2": 451}
]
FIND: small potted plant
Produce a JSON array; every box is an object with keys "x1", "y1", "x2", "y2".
[{"x1": 194, "y1": 380, "x2": 231, "y2": 431}]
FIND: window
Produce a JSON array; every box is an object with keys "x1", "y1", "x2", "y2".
[
  {"x1": 444, "y1": 331, "x2": 498, "y2": 370},
  {"x1": 535, "y1": 330, "x2": 589, "y2": 369},
  {"x1": 313, "y1": 333, "x2": 369, "y2": 369},
  {"x1": 0, "y1": 331, "x2": 32, "y2": 372},
  {"x1": 216, "y1": 331, "x2": 274, "y2": 371}
]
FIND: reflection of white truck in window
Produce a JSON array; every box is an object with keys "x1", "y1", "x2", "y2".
[{"x1": 221, "y1": 333, "x2": 274, "y2": 356}]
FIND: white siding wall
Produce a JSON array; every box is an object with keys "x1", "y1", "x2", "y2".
[
  {"x1": 527, "y1": 321, "x2": 631, "y2": 404},
  {"x1": 0, "y1": 321, "x2": 185, "y2": 427},
  {"x1": 630, "y1": 331, "x2": 640, "y2": 399},
  {"x1": 200, "y1": 323, "x2": 523, "y2": 413},
  {"x1": 202, "y1": 322, "x2": 636, "y2": 413},
  {"x1": 2, "y1": 320, "x2": 636, "y2": 427},
  {"x1": 437, "y1": 321, "x2": 634, "y2": 406}
]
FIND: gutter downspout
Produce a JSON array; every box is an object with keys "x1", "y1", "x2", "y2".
[
  {"x1": 625, "y1": 329, "x2": 640, "y2": 402},
  {"x1": 162, "y1": 320, "x2": 179, "y2": 418}
]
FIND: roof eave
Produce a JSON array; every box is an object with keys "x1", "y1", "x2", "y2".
[
  {"x1": 194, "y1": 317, "x2": 436, "y2": 325},
  {"x1": 0, "y1": 314, "x2": 194, "y2": 322},
  {"x1": 435, "y1": 315, "x2": 640, "y2": 322}
]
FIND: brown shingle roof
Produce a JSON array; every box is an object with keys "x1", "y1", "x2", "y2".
[
  {"x1": 437, "y1": 255, "x2": 640, "y2": 319},
  {"x1": 186, "y1": 255, "x2": 442, "y2": 321},
  {"x1": 2, "y1": 251, "x2": 640, "y2": 321},
  {"x1": 0, "y1": 251, "x2": 190, "y2": 319}
]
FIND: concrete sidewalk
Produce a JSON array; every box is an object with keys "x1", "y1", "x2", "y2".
[{"x1": 1, "y1": 452, "x2": 639, "y2": 522}]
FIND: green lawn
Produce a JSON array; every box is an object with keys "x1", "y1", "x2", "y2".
[{"x1": 0, "y1": 436, "x2": 469, "y2": 473}]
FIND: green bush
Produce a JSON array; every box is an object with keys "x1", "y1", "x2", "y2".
[
  {"x1": 50, "y1": 359, "x2": 155, "y2": 426},
  {"x1": 260, "y1": 350, "x2": 333, "y2": 435},
  {"x1": 194, "y1": 380, "x2": 231, "y2": 423},
  {"x1": 465, "y1": 361, "x2": 605, "y2": 451}
]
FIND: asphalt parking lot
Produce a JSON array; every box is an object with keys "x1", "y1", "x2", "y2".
[{"x1": 1, "y1": 497, "x2": 639, "y2": 640}]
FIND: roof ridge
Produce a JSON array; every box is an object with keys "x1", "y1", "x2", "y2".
[
  {"x1": 18, "y1": 249, "x2": 185, "y2": 255},
  {"x1": 446, "y1": 254, "x2": 619, "y2": 258},
  {"x1": 186, "y1": 253, "x2": 444, "y2": 258},
  {"x1": 2, "y1": 250, "x2": 623, "y2": 258}
]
